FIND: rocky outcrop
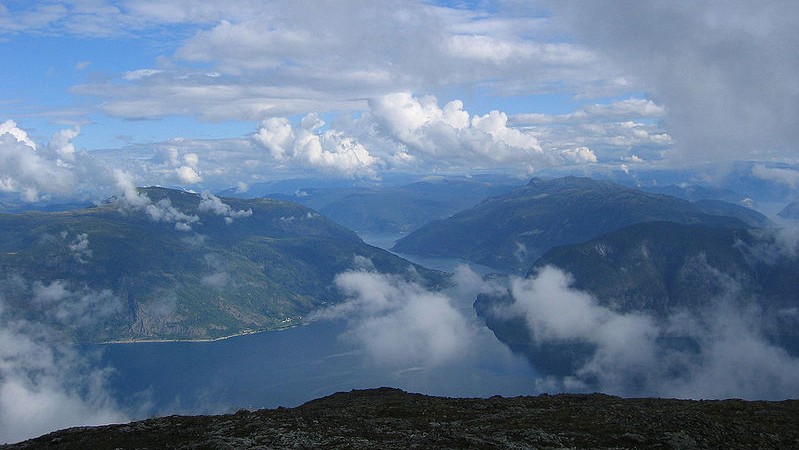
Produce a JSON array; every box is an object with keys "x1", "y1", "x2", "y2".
[{"x1": 5, "y1": 388, "x2": 798, "y2": 449}]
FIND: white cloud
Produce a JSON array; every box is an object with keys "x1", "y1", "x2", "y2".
[
  {"x1": 175, "y1": 165, "x2": 202, "y2": 184},
  {"x1": 310, "y1": 268, "x2": 474, "y2": 368},
  {"x1": 363, "y1": 92, "x2": 596, "y2": 172},
  {"x1": 751, "y1": 164, "x2": 799, "y2": 189},
  {"x1": 0, "y1": 120, "x2": 76, "y2": 202},
  {"x1": 253, "y1": 114, "x2": 380, "y2": 178},
  {"x1": 67, "y1": 233, "x2": 92, "y2": 264},
  {"x1": 123, "y1": 69, "x2": 163, "y2": 81},
  {"x1": 513, "y1": 98, "x2": 665, "y2": 126},
  {"x1": 511, "y1": 98, "x2": 672, "y2": 163},
  {"x1": 30, "y1": 280, "x2": 123, "y2": 329},
  {"x1": 497, "y1": 265, "x2": 799, "y2": 399},
  {"x1": 46, "y1": 127, "x2": 80, "y2": 162},
  {"x1": 201, "y1": 271, "x2": 229, "y2": 289},
  {"x1": 0, "y1": 297, "x2": 128, "y2": 443},
  {"x1": 198, "y1": 191, "x2": 252, "y2": 223},
  {"x1": 112, "y1": 169, "x2": 199, "y2": 231},
  {"x1": 57, "y1": 1, "x2": 625, "y2": 121},
  {"x1": 741, "y1": 227, "x2": 799, "y2": 262},
  {"x1": 508, "y1": 266, "x2": 656, "y2": 345}
]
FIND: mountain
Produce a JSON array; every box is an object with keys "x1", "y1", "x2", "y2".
[
  {"x1": 0, "y1": 187, "x2": 445, "y2": 342},
  {"x1": 639, "y1": 183, "x2": 748, "y2": 203},
  {"x1": 393, "y1": 176, "x2": 767, "y2": 272},
  {"x1": 531, "y1": 222, "x2": 797, "y2": 311},
  {"x1": 234, "y1": 176, "x2": 521, "y2": 234},
  {"x1": 475, "y1": 221, "x2": 799, "y2": 375},
  {"x1": 778, "y1": 198, "x2": 799, "y2": 219},
  {"x1": 6, "y1": 388, "x2": 798, "y2": 449}
]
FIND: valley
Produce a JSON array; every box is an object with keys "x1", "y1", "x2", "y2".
[{"x1": 2, "y1": 174, "x2": 798, "y2": 444}]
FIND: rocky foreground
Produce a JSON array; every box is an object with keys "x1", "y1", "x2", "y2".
[{"x1": 5, "y1": 388, "x2": 799, "y2": 449}]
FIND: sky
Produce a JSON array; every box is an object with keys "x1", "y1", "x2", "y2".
[{"x1": 1, "y1": 0, "x2": 797, "y2": 201}]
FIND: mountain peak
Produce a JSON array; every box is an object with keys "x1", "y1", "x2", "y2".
[{"x1": 394, "y1": 176, "x2": 758, "y2": 272}]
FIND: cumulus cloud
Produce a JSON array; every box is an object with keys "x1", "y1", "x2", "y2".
[
  {"x1": 310, "y1": 268, "x2": 475, "y2": 368},
  {"x1": 300, "y1": 92, "x2": 596, "y2": 174},
  {"x1": 146, "y1": 147, "x2": 204, "y2": 185},
  {"x1": 366, "y1": 93, "x2": 550, "y2": 172},
  {"x1": 45, "y1": 127, "x2": 80, "y2": 163},
  {"x1": 175, "y1": 165, "x2": 202, "y2": 184},
  {"x1": 252, "y1": 114, "x2": 380, "y2": 178},
  {"x1": 0, "y1": 120, "x2": 76, "y2": 202},
  {"x1": 495, "y1": 265, "x2": 799, "y2": 399},
  {"x1": 511, "y1": 98, "x2": 672, "y2": 163}
]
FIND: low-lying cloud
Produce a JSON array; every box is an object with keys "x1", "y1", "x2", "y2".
[
  {"x1": 313, "y1": 261, "x2": 799, "y2": 400},
  {"x1": 112, "y1": 169, "x2": 199, "y2": 231},
  {"x1": 198, "y1": 191, "x2": 252, "y2": 224},
  {"x1": 0, "y1": 296, "x2": 129, "y2": 444},
  {"x1": 498, "y1": 265, "x2": 799, "y2": 399},
  {"x1": 310, "y1": 268, "x2": 474, "y2": 367}
]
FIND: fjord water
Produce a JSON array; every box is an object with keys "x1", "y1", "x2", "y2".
[
  {"x1": 97, "y1": 233, "x2": 535, "y2": 417},
  {"x1": 99, "y1": 318, "x2": 536, "y2": 416}
]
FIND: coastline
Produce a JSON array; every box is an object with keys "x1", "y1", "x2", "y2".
[{"x1": 98, "y1": 323, "x2": 303, "y2": 345}]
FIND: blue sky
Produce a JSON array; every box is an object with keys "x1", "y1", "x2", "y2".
[{"x1": 1, "y1": 1, "x2": 798, "y2": 199}]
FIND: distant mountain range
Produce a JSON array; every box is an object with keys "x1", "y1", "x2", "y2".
[
  {"x1": 226, "y1": 176, "x2": 522, "y2": 234},
  {"x1": 0, "y1": 187, "x2": 444, "y2": 342},
  {"x1": 393, "y1": 176, "x2": 770, "y2": 272}
]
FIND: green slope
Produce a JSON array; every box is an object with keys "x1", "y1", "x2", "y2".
[
  {"x1": 0, "y1": 187, "x2": 445, "y2": 342},
  {"x1": 393, "y1": 176, "x2": 766, "y2": 272}
]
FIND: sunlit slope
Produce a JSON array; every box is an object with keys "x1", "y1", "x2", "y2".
[
  {"x1": 0, "y1": 187, "x2": 443, "y2": 342},
  {"x1": 393, "y1": 176, "x2": 768, "y2": 272}
]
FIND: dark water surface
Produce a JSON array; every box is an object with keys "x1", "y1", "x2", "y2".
[
  {"x1": 99, "y1": 318, "x2": 537, "y2": 417},
  {"x1": 98, "y1": 233, "x2": 535, "y2": 417}
]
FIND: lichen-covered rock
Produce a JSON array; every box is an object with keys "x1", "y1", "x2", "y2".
[{"x1": 5, "y1": 388, "x2": 799, "y2": 449}]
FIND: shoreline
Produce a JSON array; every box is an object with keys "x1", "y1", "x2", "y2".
[{"x1": 97, "y1": 323, "x2": 302, "y2": 345}]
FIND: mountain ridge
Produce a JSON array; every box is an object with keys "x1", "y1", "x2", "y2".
[
  {"x1": 0, "y1": 187, "x2": 445, "y2": 343},
  {"x1": 393, "y1": 176, "x2": 767, "y2": 272},
  {"x1": 5, "y1": 388, "x2": 798, "y2": 449}
]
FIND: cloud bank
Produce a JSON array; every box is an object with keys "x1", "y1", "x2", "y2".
[
  {"x1": 310, "y1": 268, "x2": 474, "y2": 367},
  {"x1": 313, "y1": 262, "x2": 799, "y2": 400},
  {"x1": 0, "y1": 294, "x2": 128, "y2": 443},
  {"x1": 498, "y1": 265, "x2": 799, "y2": 399}
]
